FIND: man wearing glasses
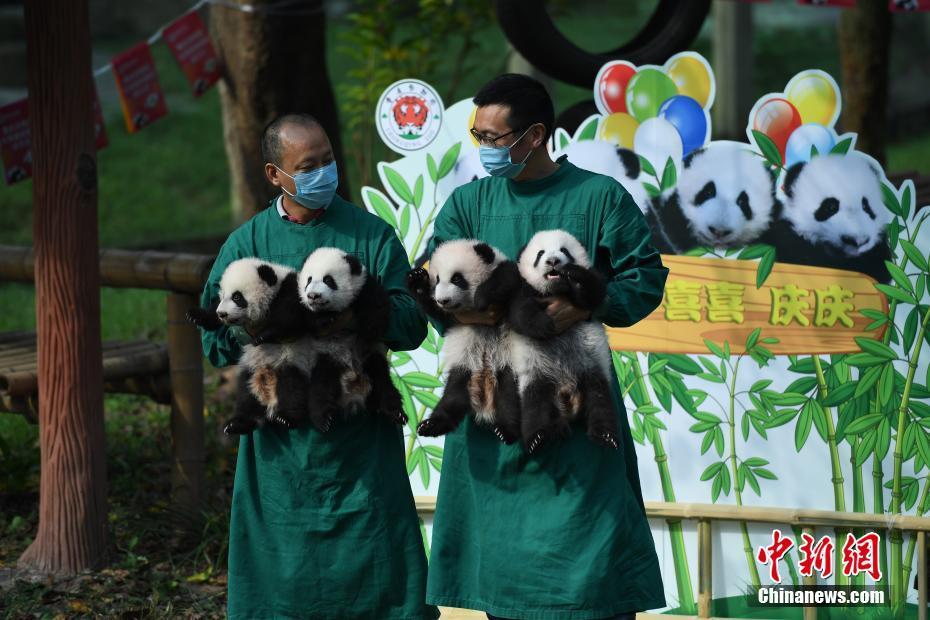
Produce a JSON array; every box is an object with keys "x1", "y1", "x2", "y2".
[{"x1": 424, "y1": 75, "x2": 669, "y2": 620}]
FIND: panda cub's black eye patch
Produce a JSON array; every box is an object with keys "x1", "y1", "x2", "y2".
[
  {"x1": 559, "y1": 247, "x2": 575, "y2": 263},
  {"x1": 533, "y1": 250, "x2": 545, "y2": 268},
  {"x1": 323, "y1": 275, "x2": 337, "y2": 290},
  {"x1": 736, "y1": 191, "x2": 753, "y2": 220},
  {"x1": 814, "y1": 198, "x2": 840, "y2": 222},
  {"x1": 862, "y1": 197, "x2": 876, "y2": 220},
  {"x1": 694, "y1": 181, "x2": 716, "y2": 205},
  {"x1": 450, "y1": 273, "x2": 469, "y2": 289},
  {"x1": 231, "y1": 292, "x2": 247, "y2": 308}
]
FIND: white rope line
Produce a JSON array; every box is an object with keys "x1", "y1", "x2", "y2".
[{"x1": 92, "y1": 0, "x2": 323, "y2": 78}]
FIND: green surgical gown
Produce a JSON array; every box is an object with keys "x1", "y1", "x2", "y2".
[
  {"x1": 199, "y1": 196, "x2": 438, "y2": 620},
  {"x1": 424, "y1": 157, "x2": 669, "y2": 619}
]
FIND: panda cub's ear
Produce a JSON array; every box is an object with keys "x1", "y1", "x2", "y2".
[
  {"x1": 343, "y1": 254, "x2": 363, "y2": 276},
  {"x1": 257, "y1": 264, "x2": 278, "y2": 287},
  {"x1": 783, "y1": 162, "x2": 806, "y2": 199},
  {"x1": 472, "y1": 243, "x2": 496, "y2": 265}
]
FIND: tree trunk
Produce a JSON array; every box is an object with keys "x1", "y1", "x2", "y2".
[
  {"x1": 209, "y1": 0, "x2": 349, "y2": 223},
  {"x1": 837, "y1": 0, "x2": 891, "y2": 166},
  {"x1": 18, "y1": 0, "x2": 108, "y2": 574}
]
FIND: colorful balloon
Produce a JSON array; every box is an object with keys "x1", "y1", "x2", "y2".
[
  {"x1": 597, "y1": 112, "x2": 639, "y2": 149},
  {"x1": 595, "y1": 61, "x2": 636, "y2": 115},
  {"x1": 785, "y1": 70, "x2": 840, "y2": 127},
  {"x1": 625, "y1": 68, "x2": 679, "y2": 122},
  {"x1": 658, "y1": 95, "x2": 708, "y2": 156},
  {"x1": 752, "y1": 97, "x2": 802, "y2": 161},
  {"x1": 634, "y1": 117, "x2": 683, "y2": 173},
  {"x1": 784, "y1": 123, "x2": 836, "y2": 168},
  {"x1": 664, "y1": 54, "x2": 714, "y2": 109}
]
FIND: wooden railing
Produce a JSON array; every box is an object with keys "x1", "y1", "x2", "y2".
[
  {"x1": 0, "y1": 244, "x2": 215, "y2": 512},
  {"x1": 416, "y1": 498, "x2": 930, "y2": 620}
]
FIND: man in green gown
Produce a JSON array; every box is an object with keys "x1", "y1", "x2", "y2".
[
  {"x1": 199, "y1": 114, "x2": 438, "y2": 620},
  {"x1": 424, "y1": 75, "x2": 669, "y2": 619}
]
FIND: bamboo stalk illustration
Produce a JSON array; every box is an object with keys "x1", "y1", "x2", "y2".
[
  {"x1": 727, "y1": 354, "x2": 762, "y2": 588},
  {"x1": 626, "y1": 351, "x2": 696, "y2": 613},
  {"x1": 890, "y1": 308, "x2": 930, "y2": 606},
  {"x1": 810, "y1": 355, "x2": 849, "y2": 586},
  {"x1": 902, "y1": 473, "x2": 930, "y2": 598}
]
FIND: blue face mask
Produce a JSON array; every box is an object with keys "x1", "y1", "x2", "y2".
[
  {"x1": 478, "y1": 126, "x2": 533, "y2": 178},
  {"x1": 276, "y1": 161, "x2": 339, "y2": 210}
]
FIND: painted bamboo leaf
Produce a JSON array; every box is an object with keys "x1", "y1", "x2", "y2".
[
  {"x1": 661, "y1": 157, "x2": 677, "y2": 190},
  {"x1": 399, "y1": 204, "x2": 411, "y2": 237},
  {"x1": 412, "y1": 175, "x2": 424, "y2": 209},
  {"x1": 427, "y1": 153, "x2": 439, "y2": 183},
  {"x1": 403, "y1": 372, "x2": 444, "y2": 388},
  {"x1": 574, "y1": 116, "x2": 599, "y2": 141},
  {"x1": 831, "y1": 136, "x2": 853, "y2": 155},
  {"x1": 886, "y1": 261, "x2": 915, "y2": 295},
  {"x1": 881, "y1": 182, "x2": 902, "y2": 216},
  {"x1": 876, "y1": 283, "x2": 914, "y2": 305},
  {"x1": 795, "y1": 404, "x2": 813, "y2": 451},
  {"x1": 437, "y1": 141, "x2": 462, "y2": 179},
  {"x1": 822, "y1": 382, "x2": 857, "y2": 407},
  {"x1": 383, "y1": 165, "x2": 415, "y2": 204},
  {"x1": 413, "y1": 390, "x2": 440, "y2": 408},
  {"x1": 364, "y1": 187, "x2": 399, "y2": 229},
  {"x1": 704, "y1": 339, "x2": 727, "y2": 360},
  {"x1": 639, "y1": 155, "x2": 657, "y2": 179},
  {"x1": 752, "y1": 129, "x2": 783, "y2": 169},
  {"x1": 901, "y1": 239, "x2": 929, "y2": 272}
]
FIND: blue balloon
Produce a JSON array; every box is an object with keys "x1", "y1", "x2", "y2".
[
  {"x1": 784, "y1": 123, "x2": 836, "y2": 168},
  {"x1": 657, "y1": 95, "x2": 707, "y2": 156}
]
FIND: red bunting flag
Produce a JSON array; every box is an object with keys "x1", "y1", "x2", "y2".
[
  {"x1": 798, "y1": 0, "x2": 855, "y2": 5},
  {"x1": 889, "y1": 0, "x2": 930, "y2": 10},
  {"x1": 111, "y1": 42, "x2": 168, "y2": 133},
  {"x1": 163, "y1": 11, "x2": 221, "y2": 97},
  {"x1": 0, "y1": 98, "x2": 31, "y2": 185}
]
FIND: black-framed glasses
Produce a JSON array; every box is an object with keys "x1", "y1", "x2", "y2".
[{"x1": 469, "y1": 126, "x2": 526, "y2": 147}]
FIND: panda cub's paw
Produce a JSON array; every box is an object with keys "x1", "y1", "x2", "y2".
[
  {"x1": 378, "y1": 404, "x2": 408, "y2": 426},
  {"x1": 492, "y1": 425, "x2": 518, "y2": 445},
  {"x1": 223, "y1": 416, "x2": 259, "y2": 436},
  {"x1": 417, "y1": 416, "x2": 453, "y2": 437},
  {"x1": 406, "y1": 267, "x2": 431, "y2": 298},
  {"x1": 526, "y1": 420, "x2": 571, "y2": 455},
  {"x1": 186, "y1": 307, "x2": 221, "y2": 330},
  {"x1": 589, "y1": 428, "x2": 619, "y2": 450},
  {"x1": 309, "y1": 407, "x2": 338, "y2": 434}
]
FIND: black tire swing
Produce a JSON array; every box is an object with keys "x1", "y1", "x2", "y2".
[{"x1": 494, "y1": 0, "x2": 712, "y2": 134}]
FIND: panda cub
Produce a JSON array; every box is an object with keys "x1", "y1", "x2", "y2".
[
  {"x1": 297, "y1": 247, "x2": 407, "y2": 433},
  {"x1": 508, "y1": 230, "x2": 618, "y2": 455},
  {"x1": 648, "y1": 141, "x2": 777, "y2": 254},
  {"x1": 762, "y1": 153, "x2": 892, "y2": 283},
  {"x1": 406, "y1": 240, "x2": 523, "y2": 443},
  {"x1": 188, "y1": 258, "x2": 325, "y2": 435}
]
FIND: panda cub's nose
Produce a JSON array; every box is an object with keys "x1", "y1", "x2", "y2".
[
  {"x1": 436, "y1": 297, "x2": 452, "y2": 307},
  {"x1": 306, "y1": 292, "x2": 322, "y2": 301},
  {"x1": 545, "y1": 256, "x2": 562, "y2": 267},
  {"x1": 841, "y1": 234, "x2": 867, "y2": 248},
  {"x1": 708, "y1": 226, "x2": 731, "y2": 239},
  {"x1": 217, "y1": 310, "x2": 228, "y2": 319}
]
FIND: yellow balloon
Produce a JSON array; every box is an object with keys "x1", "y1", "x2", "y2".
[
  {"x1": 785, "y1": 71, "x2": 839, "y2": 127},
  {"x1": 467, "y1": 105, "x2": 479, "y2": 146},
  {"x1": 665, "y1": 55, "x2": 713, "y2": 108},
  {"x1": 598, "y1": 113, "x2": 639, "y2": 149}
]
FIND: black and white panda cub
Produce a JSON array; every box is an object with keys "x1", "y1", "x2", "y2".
[
  {"x1": 508, "y1": 230, "x2": 618, "y2": 455},
  {"x1": 762, "y1": 153, "x2": 892, "y2": 283},
  {"x1": 406, "y1": 240, "x2": 523, "y2": 443},
  {"x1": 297, "y1": 247, "x2": 407, "y2": 433},
  {"x1": 187, "y1": 258, "x2": 326, "y2": 435},
  {"x1": 648, "y1": 141, "x2": 778, "y2": 254}
]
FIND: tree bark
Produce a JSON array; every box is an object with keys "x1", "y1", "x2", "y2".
[
  {"x1": 210, "y1": 0, "x2": 349, "y2": 223},
  {"x1": 837, "y1": 0, "x2": 891, "y2": 166},
  {"x1": 19, "y1": 0, "x2": 108, "y2": 574}
]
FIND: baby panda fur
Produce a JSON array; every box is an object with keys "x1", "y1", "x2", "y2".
[
  {"x1": 508, "y1": 229, "x2": 618, "y2": 455},
  {"x1": 406, "y1": 240, "x2": 523, "y2": 444},
  {"x1": 187, "y1": 258, "x2": 327, "y2": 435},
  {"x1": 296, "y1": 247, "x2": 407, "y2": 434},
  {"x1": 760, "y1": 153, "x2": 892, "y2": 283},
  {"x1": 647, "y1": 141, "x2": 778, "y2": 254}
]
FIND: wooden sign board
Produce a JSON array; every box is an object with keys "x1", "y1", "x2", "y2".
[{"x1": 607, "y1": 254, "x2": 888, "y2": 355}]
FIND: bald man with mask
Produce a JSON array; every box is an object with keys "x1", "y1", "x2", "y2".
[{"x1": 198, "y1": 114, "x2": 438, "y2": 620}]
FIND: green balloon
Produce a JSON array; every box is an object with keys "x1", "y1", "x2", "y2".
[{"x1": 625, "y1": 69, "x2": 678, "y2": 122}]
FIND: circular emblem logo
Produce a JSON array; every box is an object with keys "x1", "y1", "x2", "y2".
[{"x1": 376, "y1": 79, "x2": 444, "y2": 154}]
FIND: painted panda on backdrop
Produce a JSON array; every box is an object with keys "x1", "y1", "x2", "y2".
[{"x1": 761, "y1": 152, "x2": 893, "y2": 283}]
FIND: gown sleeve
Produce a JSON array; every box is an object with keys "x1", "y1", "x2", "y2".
[
  {"x1": 199, "y1": 234, "x2": 250, "y2": 368},
  {"x1": 373, "y1": 226, "x2": 428, "y2": 352},
  {"x1": 592, "y1": 189, "x2": 669, "y2": 328},
  {"x1": 423, "y1": 189, "x2": 471, "y2": 337}
]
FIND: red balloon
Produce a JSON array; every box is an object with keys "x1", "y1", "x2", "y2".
[
  {"x1": 752, "y1": 97, "x2": 802, "y2": 160},
  {"x1": 597, "y1": 62, "x2": 637, "y2": 114}
]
